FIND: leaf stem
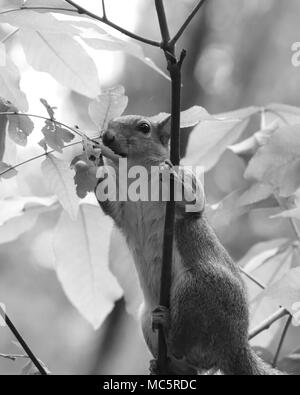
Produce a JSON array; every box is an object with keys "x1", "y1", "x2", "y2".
[
  {"x1": 272, "y1": 314, "x2": 292, "y2": 368},
  {"x1": 240, "y1": 268, "x2": 266, "y2": 290},
  {"x1": 249, "y1": 307, "x2": 290, "y2": 340},
  {"x1": 170, "y1": 0, "x2": 208, "y2": 46},
  {"x1": 0, "y1": 305, "x2": 47, "y2": 375},
  {"x1": 0, "y1": 141, "x2": 81, "y2": 178},
  {"x1": 1, "y1": 28, "x2": 19, "y2": 43},
  {"x1": 0, "y1": 111, "x2": 85, "y2": 140}
]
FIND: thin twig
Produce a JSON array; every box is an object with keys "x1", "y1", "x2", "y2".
[
  {"x1": 0, "y1": 353, "x2": 28, "y2": 361},
  {"x1": 155, "y1": 0, "x2": 171, "y2": 48},
  {"x1": 272, "y1": 315, "x2": 292, "y2": 368},
  {"x1": 0, "y1": 305, "x2": 47, "y2": 375},
  {"x1": 101, "y1": 0, "x2": 107, "y2": 21},
  {"x1": 249, "y1": 307, "x2": 290, "y2": 340},
  {"x1": 240, "y1": 268, "x2": 266, "y2": 290},
  {"x1": 170, "y1": 0, "x2": 208, "y2": 46},
  {"x1": 0, "y1": 141, "x2": 81, "y2": 178},
  {"x1": 1, "y1": 28, "x2": 19, "y2": 43},
  {"x1": 64, "y1": 0, "x2": 161, "y2": 47}
]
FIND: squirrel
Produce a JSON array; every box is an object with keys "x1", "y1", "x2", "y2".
[{"x1": 95, "y1": 114, "x2": 283, "y2": 375}]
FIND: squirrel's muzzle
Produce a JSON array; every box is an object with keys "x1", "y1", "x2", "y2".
[{"x1": 102, "y1": 130, "x2": 116, "y2": 147}]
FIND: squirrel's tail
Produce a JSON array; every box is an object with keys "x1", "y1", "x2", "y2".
[{"x1": 222, "y1": 346, "x2": 284, "y2": 375}]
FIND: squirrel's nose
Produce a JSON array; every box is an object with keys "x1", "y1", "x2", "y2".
[{"x1": 102, "y1": 130, "x2": 116, "y2": 146}]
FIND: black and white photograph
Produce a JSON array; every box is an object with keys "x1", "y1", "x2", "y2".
[{"x1": 0, "y1": 0, "x2": 300, "y2": 378}]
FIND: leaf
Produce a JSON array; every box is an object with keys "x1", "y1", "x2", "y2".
[
  {"x1": 237, "y1": 183, "x2": 274, "y2": 207},
  {"x1": 207, "y1": 186, "x2": 275, "y2": 229},
  {"x1": 273, "y1": 208, "x2": 300, "y2": 221},
  {"x1": 0, "y1": 57, "x2": 28, "y2": 111},
  {"x1": 150, "y1": 106, "x2": 213, "y2": 129},
  {"x1": 41, "y1": 154, "x2": 79, "y2": 219},
  {"x1": 73, "y1": 159, "x2": 98, "y2": 199},
  {"x1": 109, "y1": 226, "x2": 143, "y2": 316},
  {"x1": 0, "y1": 196, "x2": 56, "y2": 226},
  {"x1": 266, "y1": 103, "x2": 300, "y2": 127},
  {"x1": 75, "y1": 23, "x2": 169, "y2": 80},
  {"x1": 182, "y1": 107, "x2": 259, "y2": 171},
  {"x1": 260, "y1": 268, "x2": 300, "y2": 317},
  {"x1": 53, "y1": 204, "x2": 123, "y2": 329},
  {"x1": 41, "y1": 120, "x2": 74, "y2": 153},
  {"x1": 23, "y1": 0, "x2": 75, "y2": 10},
  {"x1": 20, "y1": 30, "x2": 101, "y2": 98},
  {"x1": 40, "y1": 98, "x2": 55, "y2": 119},
  {"x1": 0, "y1": 9, "x2": 78, "y2": 34},
  {"x1": 89, "y1": 86, "x2": 128, "y2": 130},
  {"x1": 245, "y1": 125, "x2": 300, "y2": 197},
  {"x1": 180, "y1": 106, "x2": 213, "y2": 128},
  {"x1": 0, "y1": 42, "x2": 6, "y2": 67},
  {"x1": 0, "y1": 203, "x2": 55, "y2": 244},
  {"x1": 0, "y1": 161, "x2": 17, "y2": 179},
  {"x1": 7, "y1": 110, "x2": 34, "y2": 146},
  {"x1": 238, "y1": 239, "x2": 289, "y2": 272}
]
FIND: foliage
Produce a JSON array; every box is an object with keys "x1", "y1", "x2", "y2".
[{"x1": 0, "y1": 0, "x2": 300, "y2": 374}]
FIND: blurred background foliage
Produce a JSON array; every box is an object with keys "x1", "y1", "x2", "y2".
[{"x1": 0, "y1": 0, "x2": 300, "y2": 374}]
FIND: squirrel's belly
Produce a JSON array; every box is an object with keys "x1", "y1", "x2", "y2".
[{"x1": 122, "y1": 201, "x2": 183, "y2": 307}]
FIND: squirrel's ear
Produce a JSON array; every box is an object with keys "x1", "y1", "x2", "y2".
[{"x1": 157, "y1": 114, "x2": 171, "y2": 146}]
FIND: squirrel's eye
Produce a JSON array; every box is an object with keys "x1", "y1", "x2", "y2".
[{"x1": 136, "y1": 121, "x2": 151, "y2": 134}]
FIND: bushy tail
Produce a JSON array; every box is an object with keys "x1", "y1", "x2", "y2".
[{"x1": 222, "y1": 346, "x2": 284, "y2": 375}]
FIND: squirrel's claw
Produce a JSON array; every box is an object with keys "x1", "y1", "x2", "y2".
[{"x1": 152, "y1": 305, "x2": 170, "y2": 332}]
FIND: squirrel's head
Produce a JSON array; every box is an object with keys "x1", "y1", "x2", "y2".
[{"x1": 102, "y1": 114, "x2": 171, "y2": 165}]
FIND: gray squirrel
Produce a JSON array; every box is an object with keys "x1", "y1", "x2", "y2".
[{"x1": 95, "y1": 115, "x2": 282, "y2": 375}]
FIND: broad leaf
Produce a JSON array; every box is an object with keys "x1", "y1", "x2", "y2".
[
  {"x1": 72, "y1": 158, "x2": 98, "y2": 199},
  {"x1": 0, "y1": 196, "x2": 56, "y2": 226},
  {"x1": 0, "y1": 203, "x2": 56, "y2": 244},
  {"x1": 0, "y1": 57, "x2": 28, "y2": 111},
  {"x1": 266, "y1": 103, "x2": 300, "y2": 127},
  {"x1": 109, "y1": 226, "x2": 143, "y2": 316},
  {"x1": 182, "y1": 107, "x2": 259, "y2": 171},
  {"x1": 41, "y1": 154, "x2": 79, "y2": 219},
  {"x1": 207, "y1": 186, "x2": 275, "y2": 229},
  {"x1": 260, "y1": 268, "x2": 300, "y2": 317},
  {"x1": 0, "y1": 10, "x2": 78, "y2": 34},
  {"x1": 75, "y1": 22, "x2": 169, "y2": 80},
  {"x1": 0, "y1": 42, "x2": 5, "y2": 67},
  {"x1": 273, "y1": 208, "x2": 300, "y2": 221},
  {"x1": 41, "y1": 120, "x2": 74, "y2": 153},
  {"x1": 20, "y1": 30, "x2": 101, "y2": 98},
  {"x1": 7, "y1": 110, "x2": 34, "y2": 146},
  {"x1": 245, "y1": 125, "x2": 300, "y2": 197},
  {"x1": 53, "y1": 204, "x2": 123, "y2": 329},
  {"x1": 237, "y1": 183, "x2": 274, "y2": 207},
  {"x1": 150, "y1": 106, "x2": 213, "y2": 129},
  {"x1": 89, "y1": 86, "x2": 128, "y2": 130},
  {"x1": 23, "y1": 0, "x2": 75, "y2": 10}
]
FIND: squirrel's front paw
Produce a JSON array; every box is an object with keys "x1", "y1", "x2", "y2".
[{"x1": 152, "y1": 305, "x2": 170, "y2": 332}]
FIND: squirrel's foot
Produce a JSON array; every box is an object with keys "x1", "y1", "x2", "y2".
[{"x1": 152, "y1": 305, "x2": 170, "y2": 332}]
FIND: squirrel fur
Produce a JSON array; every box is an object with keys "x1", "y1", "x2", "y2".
[{"x1": 95, "y1": 115, "x2": 282, "y2": 375}]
